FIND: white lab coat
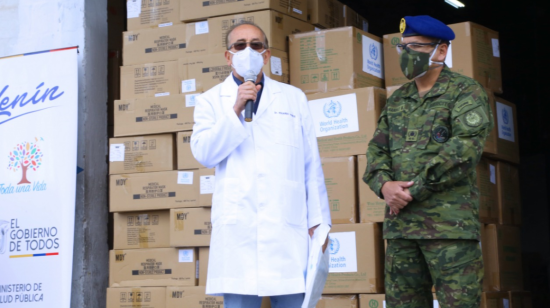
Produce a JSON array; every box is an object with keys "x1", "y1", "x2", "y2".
[{"x1": 191, "y1": 74, "x2": 331, "y2": 296}]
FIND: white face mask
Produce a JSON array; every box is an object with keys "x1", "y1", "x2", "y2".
[{"x1": 229, "y1": 47, "x2": 266, "y2": 79}]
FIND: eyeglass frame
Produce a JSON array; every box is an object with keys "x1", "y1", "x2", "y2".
[
  {"x1": 227, "y1": 40, "x2": 268, "y2": 51},
  {"x1": 396, "y1": 41, "x2": 442, "y2": 53}
]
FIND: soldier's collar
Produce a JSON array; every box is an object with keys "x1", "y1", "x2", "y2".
[
  {"x1": 401, "y1": 81, "x2": 418, "y2": 99},
  {"x1": 423, "y1": 66, "x2": 452, "y2": 99}
]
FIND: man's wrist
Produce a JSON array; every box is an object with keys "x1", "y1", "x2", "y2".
[{"x1": 379, "y1": 180, "x2": 391, "y2": 199}]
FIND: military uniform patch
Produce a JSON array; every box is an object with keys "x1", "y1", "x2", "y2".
[
  {"x1": 406, "y1": 129, "x2": 419, "y2": 141},
  {"x1": 465, "y1": 111, "x2": 482, "y2": 127},
  {"x1": 432, "y1": 126, "x2": 449, "y2": 143}
]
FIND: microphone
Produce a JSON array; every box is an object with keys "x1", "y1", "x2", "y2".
[{"x1": 244, "y1": 71, "x2": 257, "y2": 122}]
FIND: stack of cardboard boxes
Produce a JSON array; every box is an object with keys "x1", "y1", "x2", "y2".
[
  {"x1": 108, "y1": 1, "x2": 369, "y2": 308},
  {"x1": 288, "y1": 21, "x2": 387, "y2": 305},
  {"x1": 382, "y1": 22, "x2": 529, "y2": 308}
]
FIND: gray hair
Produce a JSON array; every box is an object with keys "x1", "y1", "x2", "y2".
[{"x1": 225, "y1": 21, "x2": 269, "y2": 50}]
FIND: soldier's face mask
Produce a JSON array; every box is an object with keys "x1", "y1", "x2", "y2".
[{"x1": 397, "y1": 40, "x2": 445, "y2": 80}]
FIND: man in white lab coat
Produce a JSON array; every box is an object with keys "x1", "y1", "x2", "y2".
[{"x1": 191, "y1": 22, "x2": 331, "y2": 308}]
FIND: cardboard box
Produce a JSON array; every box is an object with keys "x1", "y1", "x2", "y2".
[
  {"x1": 177, "y1": 131, "x2": 204, "y2": 170},
  {"x1": 114, "y1": 210, "x2": 171, "y2": 249},
  {"x1": 266, "y1": 49, "x2": 290, "y2": 84},
  {"x1": 198, "y1": 168, "x2": 215, "y2": 207},
  {"x1": 323, "y1": 223, "x2": 384, "y2": 294},
  {"x1": 207, "y1": 10, "x2": 314, "y2": 54},
  {"x1": 166, "y1": 286, "x2": 223, "y2": 308},
  {"x1": 127, "y1": 0, "x2": 183, "y2": 31},
  {"x1": 358, "y1": 294, "x2": 384, "y2": 308},
  {"x1": 357, "y1": 155, "x2": 386, "y2": 222},
  {"x1": 170, "y1": 207, "x2": 211, "y2": 247},
  {"x1": 343, "y1": 6, "x2": 368, "y2": 32},
  {"x1": 180, "y1": 0, "x2": 307, "y2": 22},
  {"x1": 306, "y1": 87, "x2": 386, "y2": 157},
  {"x1": 290, "y1": 27, "x2": 384, "y2": 94},
  {"x1": 109, "y1": 248, "x2": 197, "y2": 287},
  {"x1": 321, "y1": 156, "x2": 357, "y2": 224},
  {"x1": 484, "y1": 97, "x2": 520, "y2": 164},
  {"x1": 483, "y1": 89, "x2": 497, "y2": 155},
  {"x1": 198, "y1": 247, "x2": 209, "y2": 286},
  {"x1": 109, "y1": 170, "x2": 201, "y2": 212},
  {"x1": 181, "y1": 54, "x2": 232, "y2": 93},
  {"x1": 496, "y1": 161, "x2": 521, "y2": 225},
  {"x1": 308, "y1": 0, "x2": 344, "y2": 29},
  {"x1": 123, "y1": 23, "x2": 209, "y2": 66},
  {"x1": 507, "y1": 291, "x2": 532, "y2": 308},
  {"x1": 114, "y1": 95, "x2": 195, "y2": 137},
  {"x1": 121, "y1": 60, "x2": 182, "y2": 99},
  {"x1": 484, "y1": 224, "x2": 523, "y2": 291},
  {"x1": 109, "y1": 134, "x2": 176, "y2": 175},
  {"x1": 383, "y1": 22, "x2": 502, "y2": 93},
  {"x1": 476, "y1": 157, "x2": 499, "y2": 224},
  {"x1": 479, "y1": 223, "x2": 492, "y2": 292},
  {"x1": 481, "y1": 292, "x2": 507, "y2": 308},
  {"x1": 106, "y1": 287, "x2": 166, "y2": 308},
  {"x1": 317, "y1": 295, "x2": 358, "y2": 307}
]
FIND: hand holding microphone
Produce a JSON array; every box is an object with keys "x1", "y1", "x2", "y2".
[{"x1": 233, "y1": 71, "x2": 261, "y2": 120}]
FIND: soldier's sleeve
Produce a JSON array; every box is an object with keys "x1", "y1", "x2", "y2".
[
  {"x1": 363, "y1": 107, "x2": 394, "y2": 199},
  {"x1": 408, "y1": 84, "x2": 495, "y2": 201}
]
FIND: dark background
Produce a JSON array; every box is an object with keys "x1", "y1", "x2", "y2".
[{"x1": 340, "y1": 0, "x2": 549, "y2": 303}]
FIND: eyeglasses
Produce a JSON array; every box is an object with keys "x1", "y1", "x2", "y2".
[
  {"x1": 396, "y1": 42, "x2": 439, "y2": 54},
  {"x1": 227, "y1": 41, "x2": 267, "y2": 51}
]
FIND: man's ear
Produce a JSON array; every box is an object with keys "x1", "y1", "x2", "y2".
[
  {"x1": 225, "y1": 50, "x2": 232, "y2": 66},
  {"x1": 440, "y1": 44, "x2": 448, "y2": 56},
  {"x1": 263, "y1": 49, "x2": 271, "y2": 65}
]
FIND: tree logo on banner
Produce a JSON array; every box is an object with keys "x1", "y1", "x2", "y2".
[{"x1": 7, "y1": 138, "x2": 44, "y2": 185}]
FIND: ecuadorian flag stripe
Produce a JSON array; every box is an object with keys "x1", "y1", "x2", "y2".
[{"x1": 9, "y1": 252, "x2": 59, "y2": 258}]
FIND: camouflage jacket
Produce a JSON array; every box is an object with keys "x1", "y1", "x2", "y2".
[{"x1": 364, "y1": 67, "x2": 494, "y2": 240}]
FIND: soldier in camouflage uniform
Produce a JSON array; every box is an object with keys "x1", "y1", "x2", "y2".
[{"x1": 363, "y1": 16, "x2": 494, "y2": 308}]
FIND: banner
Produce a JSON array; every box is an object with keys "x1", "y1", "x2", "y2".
[{"x1": 0, "y1": 47, "x2": 78, "y2": 307}]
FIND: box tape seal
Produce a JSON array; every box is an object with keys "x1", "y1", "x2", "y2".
[
  {"x1": 132, "y1": 288, "x2": 142, "y2": 307},
  {"x1": 315, "y1": 31, "x2": 327, "y2": 94},
  {"x1": 138, "y1": 214, "x2": 149, "y2": 249}
]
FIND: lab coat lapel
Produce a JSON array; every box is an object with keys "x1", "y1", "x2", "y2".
[
  {"x1": 255, "y1": 75, "x2": 280, "y2": 121},
  {"x1": 219, "y1": 75, "x2": 239, "y2": 116}
]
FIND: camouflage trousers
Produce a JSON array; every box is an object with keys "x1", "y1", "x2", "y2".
[{"x1": 385, "y1": 239, "x2": 483, "y2": 308}]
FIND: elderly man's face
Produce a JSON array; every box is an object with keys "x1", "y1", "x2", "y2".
[{"x1": 225, "y1": 24, "x2": 271, "y2": 78}]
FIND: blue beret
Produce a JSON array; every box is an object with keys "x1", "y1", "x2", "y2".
[{"x1": 400, "y1": 15, "x2": 455, "y2": 41}]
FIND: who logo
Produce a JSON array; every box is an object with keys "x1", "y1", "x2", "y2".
[
  {"x1": 502, "y1": 108, "x2": 509, "y2": 124},
  {"x1": 323, "y1": 100, "x2": 342, "y2": 118},
  {"x1": 6, "y1": 138, "x2": 44, "y2": 185},
  {"x1": 369, "y1": 43, "x2": 379, "y2": 60},
  {"x1": 329, "y1": 237, "x2": 340, "y2": 255}
]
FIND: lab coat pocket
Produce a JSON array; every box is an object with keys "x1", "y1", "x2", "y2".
[
  {"x1": 275, "y1": 114, "x2": 299, "y2": 148},
  {"x1": 212, "y1": 178, "x2": 239, "y2": 225},
  {"x1": 281, "y1": 179, "x2": 307, "y2": 226}
]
